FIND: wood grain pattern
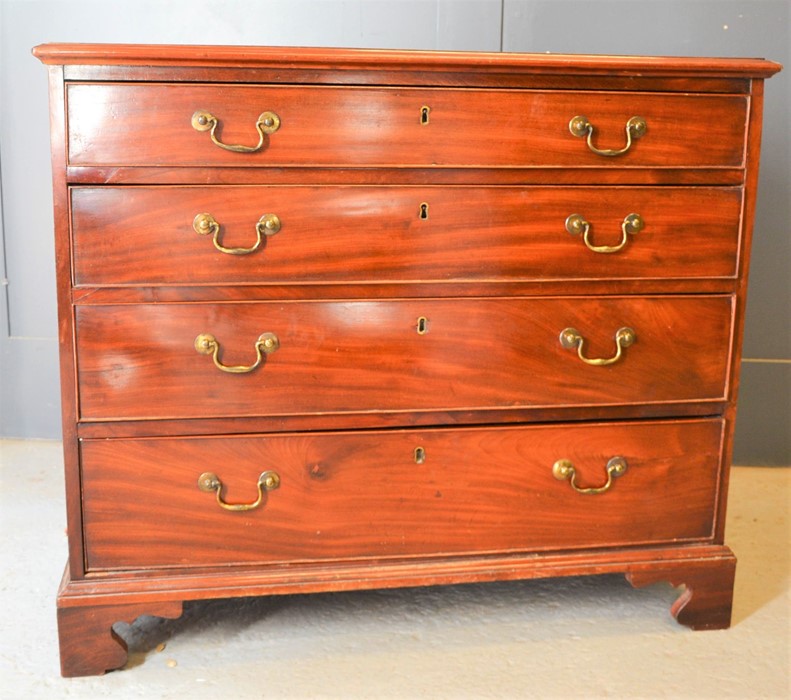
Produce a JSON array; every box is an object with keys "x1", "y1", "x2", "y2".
[
  {"x1": 33, "y1": 44, "x2": 780, "y2": 674},
  {"x1": 74, "y1": 296, "x2": 733, "y2": 421},
  {"x1": 65, "y1": 165, "x2": 747, "y2": 187},
  {"x1": 57, "y1": 545, "x2": 736, "y2": 603},
  {"x1": 57, "y1": 600, "x2": 183, "y2": 677},
  {"x1": 72, "y1": 403, "x2": 729, "y2": 440},
  {"x1": 628, "y1": 552, "x2": 737, "y2": 630},
  {"x1": 80, "y1": 419, "x2": 724, "y2": 570},
  {"x1": 713, "y1": 79, "x2": 771, "y2": 544},
  {"x1": 33, "y1": 43, "x2": 783, "y2": 80},
  {"x1": 43, "y1": 66, "x2": 89, "y2": 581},
  {"x1": 66, "y1": 83, "x2": 748, "y2": 168},
  {"x1": 61, "y1": 67, "x2": 756, "y2": 93},
  {"x1": 69, "y1": 279, "x2": 741, "y2": 306},
  {"x1": 71, "y1": 186, "x2": 743, "y2": 286}
]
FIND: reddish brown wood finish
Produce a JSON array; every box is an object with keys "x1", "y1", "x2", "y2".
[
  {"x1": 628, "y1": 552, "x2": 737, "y2": 630},
  {"x1": 66, "y1": 83, "x2": 747, "y2": 168},
  {"x1": 70, "y1": 278, "x2": 742, "y2": 305},
  {"x1": 73, "y1": 403, "x2": 729, "y2": 441},
  {"x1": 34, "y1": 44, "x2": 781, "y2": 676},
  {"x1": 54, "y1": 543, "x2": 735, "y2": 675},
  {"x1": 65, "y1": 68, "x2": 756, "y2": 93},
  {"x1": 713, "y1": 79, "x2": 770, "y2": 545},
  {"x1": 44, "y1": 66, "x2": 89, "y2": 581},
  {"x1": 74, "y1": 296, "x2": 733, "y2": 421},
  {"x1": 71, "y1": 186, "x2": 743, "y2": 286},
  {"x1": 57, "y1": 600, "x2": 183, "y2": 677},
  {"x1": 33, "y1": 43, "x2": 782, "y2": 80},
  {"x1": 57, "y1": 545, "x2": 738, "y2": 603},
  {"x1": 80, "y1": 419, "x2": 723, "y2": 570},
  {"x1": 65, "y1": 164, "x2": 747, "y2": 187}
]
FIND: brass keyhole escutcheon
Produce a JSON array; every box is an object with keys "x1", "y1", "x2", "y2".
[
  {"x1": 416, "y1": 316, "x2": 429, "y2": 335},
  {"x1": 420, "y1": 105, "x2": 431, "y2": 125},
  {"x1": 414, "y1": 447, "x2": 426, "y2": 464},
  {"x1": 419, "y1": 202, "x2": 429, "y2": 220}
]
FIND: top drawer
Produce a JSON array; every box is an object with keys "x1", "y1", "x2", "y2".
[{"x1": 66, "y1": 84, "x2": 747, "y2": 169}]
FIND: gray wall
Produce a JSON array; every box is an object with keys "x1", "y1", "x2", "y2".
[{"x1": 1, "y1": 0, "x2": 788, "y2": 463}]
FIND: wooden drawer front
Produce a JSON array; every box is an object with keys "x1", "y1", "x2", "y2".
[
  {"x1": 81, "y1": 419, "x2": 724, "y2": 570},
  {"x1": 66, "y1": 83, "x2": 747, "y2": 168},
  {"x1": 71, "y1": 186, "x2": 742, "y2": 286},
  {"x1": 75, "y1": 296, "x2": 732, "y2": 420}
]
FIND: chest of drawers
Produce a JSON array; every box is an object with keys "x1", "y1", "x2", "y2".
[{"x1": 33, "y1": 44, "x2": 780, "y2": 677}]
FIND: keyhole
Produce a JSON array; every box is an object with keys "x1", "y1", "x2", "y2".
[
  {"x1": 419, "y1": 202, "x2": 429, "y2": 220},
  {"x1": 414, "y1": 447, "x2": 426, "y2": 464},
  {"x1": 417, "y1": 316, "x2": 429, "y2": 335},
  {"x1": 420, "y1": 105, "x2": 431, "y2": 125}
]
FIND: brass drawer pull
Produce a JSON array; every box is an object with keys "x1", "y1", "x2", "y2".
[
  {"x1": 569, "y1": 115, "x2": 646, "y2": 157},
  {"x1": 198, "y1": 470, "x2": 280, "y2": 511},
  {"x1": 194, "y1": 332, "x2": 279, "y2": 374},
  {"x1": 552, "y1": 457, "x2": 628, "y2": 495},
  {"x1": 559, "y1": 326, "x2": 635, "y2": 366},
  {"x1": 193, "y1": 212, "x2": 281, "y2": 255},
  {"x1": 565, "y1": 213, "x2": 643, "y2": 254},
  {"x1": 191, "y1": 109, "x2": 280, "y2": 153}
]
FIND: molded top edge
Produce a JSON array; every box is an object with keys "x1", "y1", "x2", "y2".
[{"x1": 32, "y1": 43, "x2": 782, "y2": 78}]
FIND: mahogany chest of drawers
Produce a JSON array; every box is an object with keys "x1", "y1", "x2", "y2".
[{"x1": 33, "y1": 44, "x2": 781, "y2": 677}]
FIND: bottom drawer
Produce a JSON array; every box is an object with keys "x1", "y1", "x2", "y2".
[{"x1": 81, "y1": 419, "x2": 724, "y2": 571}]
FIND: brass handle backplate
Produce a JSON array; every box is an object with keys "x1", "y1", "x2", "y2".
[
  {"x1": 552, "y1": 457, "x2": 628, "y2": 495},
  {"x1": 194, "y1": 332, "x2": 279, "y2": 374},
  {"x1": 559, "y1": 326, "x2": 635, "y2": 366},
  {"x1": 191, "y1": 109, "x2": 280, "y2": 153},
  {"x1": 565, "y1": 213, "x2": 644, "y2": 254},
  {"x1": 193, "y1": 212, "x2": 281, "y2": 255},
  {"x1": 198, "y1": 470, "x2": 280, "y2": 511},
  {"x1": 569, "y1": 115, "x2": 646, "y2": 156}
]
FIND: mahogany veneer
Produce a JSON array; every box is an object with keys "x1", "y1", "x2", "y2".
[
  {"x1": 65, "y1": 83, "x2": 748, "y2": 167},
  {"x1": 33, "y1": 43, "x2": 780, "y2": 677},
  {"x1": 71, "y1": 186, "x2": 743, "y2": 285},
  {"x1": 75, "y1": 296, "x2": 733, "y2": 420},
  {"x1": 80, "y1": 420, "x2": 723, "y2": 570}
]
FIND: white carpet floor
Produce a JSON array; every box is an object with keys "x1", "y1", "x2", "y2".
[{"x1": 1, "y1": 439, "x2": 788, "y2": 699}]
